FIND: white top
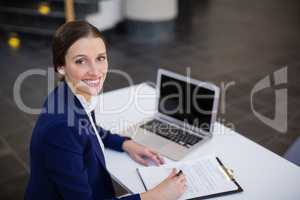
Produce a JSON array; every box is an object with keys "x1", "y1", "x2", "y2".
[{"x1": 95, "y1": 83, "x2": 300, "y2": 200}]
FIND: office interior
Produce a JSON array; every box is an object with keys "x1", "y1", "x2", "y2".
[{"x1": 0, "y1": 0, "x2": 299, "y2": 199}]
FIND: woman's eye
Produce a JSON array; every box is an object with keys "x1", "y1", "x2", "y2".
[
  {"x1": 75, "y1": 59, "x2": 85, "y2": 64},
  {"x1": 97, "y1": 56, "x2": 106, "y2": 61}
]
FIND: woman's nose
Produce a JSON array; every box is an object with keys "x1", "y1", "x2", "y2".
[{"x1": 89, "y1": 63, "x2": 106, "y2": 76}]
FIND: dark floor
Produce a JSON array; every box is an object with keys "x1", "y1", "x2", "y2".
[{"x1": 1, "y1": 0, "x2": 300, "y2": 199}]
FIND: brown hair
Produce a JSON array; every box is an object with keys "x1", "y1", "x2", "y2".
[{"x1": 52, "y1": 20, "x2": 105, "y2": 72}]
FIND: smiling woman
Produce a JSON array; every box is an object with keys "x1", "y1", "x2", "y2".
[
  {"x1": 24, "y1": 21, "x2": 186, "y2": 200},
  {"x1": 52, "y1": 21, "x2": 108, "y2": 101}
]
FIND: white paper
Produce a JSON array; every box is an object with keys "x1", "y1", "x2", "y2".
[{"x1": 137, "y1": 156, "x2": 238, "y2": 200}]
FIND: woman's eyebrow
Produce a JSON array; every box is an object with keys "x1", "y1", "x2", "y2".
[
  {"x1": 72, "y1": 54, "x2": 86, "y2": 59},
  {"x1": 98, "y1": 52, "x2": 107, "y2": 56},
  {"x1": 72, "y1": 52, "x2": 106, "y2": 59}
]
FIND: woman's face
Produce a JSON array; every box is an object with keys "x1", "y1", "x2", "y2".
[{"x1": 62, "y1": 36, "x2": 108, "y2": 97}]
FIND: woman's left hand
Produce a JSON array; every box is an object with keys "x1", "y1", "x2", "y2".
[{"x1": 122, "y1": 140, "x2": 165, "y2": 166}]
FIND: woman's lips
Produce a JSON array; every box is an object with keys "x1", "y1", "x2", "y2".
[{"x1": 82, "y1": 79, "x2": 101, "y2": 88}]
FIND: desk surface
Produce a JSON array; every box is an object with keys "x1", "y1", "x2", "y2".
[{"x1": 95, "y1": 83, "x2": 300, "y2": 200}]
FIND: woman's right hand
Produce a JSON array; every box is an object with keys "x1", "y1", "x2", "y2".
[{"x1": 141, "y1": 168, "x2": 187, "y2": 200}]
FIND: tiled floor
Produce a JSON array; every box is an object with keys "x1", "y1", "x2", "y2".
[{"x1": 1, "y1": 0, "x2": 300, "y2": 199}]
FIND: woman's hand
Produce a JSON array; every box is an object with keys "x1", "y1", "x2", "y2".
[
  {"x1": 122, "y1": 140, "x2": 164, "y2": 166},
  {"x1": 141, "y1": 168, "x2": 187, "y2": 200}
]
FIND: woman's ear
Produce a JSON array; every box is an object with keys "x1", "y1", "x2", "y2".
[{"x1": 57, "y1": 67, "x2": 65, "y2": 75}]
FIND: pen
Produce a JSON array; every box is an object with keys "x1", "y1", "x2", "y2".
[
  {"x1": 216, "y1": 157, "x2": 234, "y2": 180},
  {"x1": 176, "y1": 170, "x2": 183, "y2": 176}
]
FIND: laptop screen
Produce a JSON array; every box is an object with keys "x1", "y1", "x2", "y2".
[{"x1": 158, "y1": 74, "x2": 216, "y2": 133}]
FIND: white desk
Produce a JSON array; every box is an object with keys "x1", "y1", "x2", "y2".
[{"x1": 95, "y1": 83, "x2": 300, "y2": 200}]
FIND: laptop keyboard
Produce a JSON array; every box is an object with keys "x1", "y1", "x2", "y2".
[{"x1": 139, "y1": 119, "x2": 203, "y2": 148}]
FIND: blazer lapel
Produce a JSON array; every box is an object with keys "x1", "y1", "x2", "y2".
[
  {"x1": 79, "y1": 107, "x2": 107, "y2": 168},
  {"x1": 90, "y1": 129, "x2": 107, "y2": 167}
]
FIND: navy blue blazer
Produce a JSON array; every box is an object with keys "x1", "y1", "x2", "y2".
[{"x1": 25, "y1": 81, "x2": 140, "y2": 200}]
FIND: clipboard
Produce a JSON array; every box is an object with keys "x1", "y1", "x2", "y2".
[{"x1": 136, "y1": 157, "x2": 243, "y2": 200}]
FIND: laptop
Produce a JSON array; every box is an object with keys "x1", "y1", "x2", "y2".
[{"x1": 123, "y1": 69, "x2": 220, "y2": 160}]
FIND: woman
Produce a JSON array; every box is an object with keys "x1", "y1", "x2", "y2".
[{"x1": 25, "y1": 21, "x2": 186, "y2": 200}]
